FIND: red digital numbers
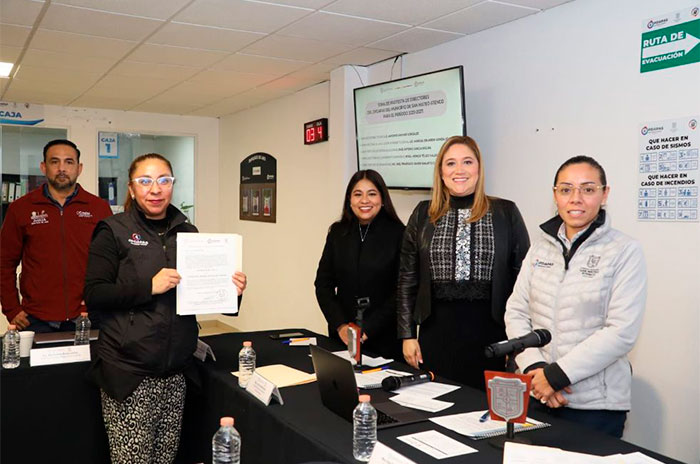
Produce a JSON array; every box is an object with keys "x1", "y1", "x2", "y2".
[{"x1": 304, "y1": 118, "x2": 328, "y2": 145}]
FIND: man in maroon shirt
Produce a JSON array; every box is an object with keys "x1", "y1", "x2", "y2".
[{"x1": 1, "y1": 139, "x2": 112, "y2": 332}]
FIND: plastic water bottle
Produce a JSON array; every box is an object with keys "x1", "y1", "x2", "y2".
[
  {"x1": 353, "y1": 394, "x2": 377, "y2": 461},
  {"x1": 212, "y1": 416, "x2": 241, "y2": 464},
  {"x1": 74, "y1": 312, "x2": 91, "y2": 345},
  {"x1": 238, "y1": 341, "x2": 256, "y2": 388},
  {"x1": 2, "y1": 324, "x2": 20, "y2": 369}
]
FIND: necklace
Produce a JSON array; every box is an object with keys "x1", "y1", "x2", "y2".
[{"x1": 359, "y1": 222, "x2": 371, "y2": 242}]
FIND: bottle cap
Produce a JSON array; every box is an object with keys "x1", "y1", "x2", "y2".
[
  {"x1": 359, "y1": 394, "x2": 371, "y2": 403},
  {"x1": 220, "y1": 417, "x2": 234, "y2": 427},
  {"x1": 8, "y1": 324, "x2": 17, "y2": 330},
  {"x1": 80, "y1": 312, "x2": 88, "y2": 317},
  {"x1": 243, "y1": 341, "x2": 252, "y2": 347}
]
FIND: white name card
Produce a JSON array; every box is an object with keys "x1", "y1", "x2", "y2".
[
  {"x1": 245, "y1": 371, "x2": 284, "y2": 406},
  {"x1": 369, "y1": 442, "x2": 418, "y2": 464},
  {"x1": 30, "y1": 344, "x2": 91, "y2": 367}
]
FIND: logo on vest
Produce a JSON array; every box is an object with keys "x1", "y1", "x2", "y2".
[
  {"x1": 128, "y1": 233, "x2": 149, "y2": 246},
  {"x1": 580, "y1": 254, "x2": 601, "y2": 278},
  {"x1": 76, "y1": 210, "x2": 93, "y2": 218},
  {"x1": 30, "y1": 210, "x2": 49, "y2": 225},
  {"x1": 533, "y1": 258, "x2": 554, "y2": 269}
]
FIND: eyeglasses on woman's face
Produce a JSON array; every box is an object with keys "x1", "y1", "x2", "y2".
[
  {"x1": 131, "y1": 176, "x2": 176, "y2": 189},
  {"x1": 552, "y1": 183, "x2": 605, "y2": 197}
]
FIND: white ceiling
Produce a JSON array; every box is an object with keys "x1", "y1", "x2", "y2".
[{"x1": 0, "y1": 0, "x2": 572, "y2": 117}]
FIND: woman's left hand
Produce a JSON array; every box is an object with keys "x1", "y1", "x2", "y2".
[
  {"x1": 232, "y1": 272, "x2": 247, "y2": 295},
  {"x1": 529, "y1": 368, "x2": 556, "y2": 404}
]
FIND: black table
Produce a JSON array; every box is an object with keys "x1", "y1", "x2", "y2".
[
  {"x1": 177, "y1": 330, "x2": 683, "y2": 464},
  {"x1": 1, "y1": 329, "x2": 684, "y2": 464}
]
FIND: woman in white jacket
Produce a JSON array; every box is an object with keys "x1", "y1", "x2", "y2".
[{"x1": 505, "y1": 156, "x2": 647, "y2": 437}]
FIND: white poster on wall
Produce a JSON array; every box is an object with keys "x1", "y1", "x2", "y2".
[{"x1": 637, "y1": 116, "x2": 699, "y2": 222}]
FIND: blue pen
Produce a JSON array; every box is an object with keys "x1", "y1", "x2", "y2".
[{"x1": 479, "y1": 411, "x2": 490, "y2": 423}]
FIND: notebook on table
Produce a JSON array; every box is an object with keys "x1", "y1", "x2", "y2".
[{"x1": 310, "y1": 345, "x2": 429, "y2": 430}]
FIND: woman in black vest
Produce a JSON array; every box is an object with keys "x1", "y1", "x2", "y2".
[
  {"x1": 315, "y1": 170, "x2": 404, "y2": 360},
  {"x1": 84, "y1": 153, "x2": 247, "y2": 464},
  {"x1": 397, "y1": 136, "x2": 530, "y2": 390}
]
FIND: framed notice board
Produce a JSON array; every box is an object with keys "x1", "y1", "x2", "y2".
[{"x1": 240, "y1": 152, "x2": 276, "y2": 223}]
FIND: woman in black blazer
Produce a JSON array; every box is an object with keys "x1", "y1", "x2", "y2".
[
  {"x1": 315, "y1": 170, "x2": 404, "y2": 360},
  {"x1": 397, "y1": 136, "x2": 530, "y2": 390}
]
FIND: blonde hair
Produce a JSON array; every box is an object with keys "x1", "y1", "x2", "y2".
[{"x1": 428, "y1": 136, "x2": 490, "y2": 224}]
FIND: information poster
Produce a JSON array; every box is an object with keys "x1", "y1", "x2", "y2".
[
  {"x1": 354, "y1": 67, "x2": 465, "y2": 189},
  {"x1": 640, "y1": 5, "x2": 699, "y2": 73},
  {"x1": 638, "y1": 116, "x2": 698, "y2": 222}
]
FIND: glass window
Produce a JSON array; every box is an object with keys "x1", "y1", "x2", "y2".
[
  {"x1": 98, "y1": 133, "x2": 195, "y2": 222},
  {"x1": 1, "y1": 126, "x2": 69, "y2": 224}
]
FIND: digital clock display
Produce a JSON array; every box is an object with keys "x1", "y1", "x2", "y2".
[{"x1": 304, "y1": 118, "x2": 329, "y2": 145}]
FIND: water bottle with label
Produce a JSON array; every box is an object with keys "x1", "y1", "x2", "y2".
[
  {"x1": 353, "y1": 394, "x2": 377, "y2": 461},
  {"x1": 212, "y1": 416, "x2": 241, "y2": 464},
  {"x1": 2, "y1": 324, "x2": 20, "y2": 369},
  {"x1": 238, "y1": 341, "x2": 256, "y2": 388},
  {"x1": 74, "y1": 312, "x2": 91, "y2": 345}
]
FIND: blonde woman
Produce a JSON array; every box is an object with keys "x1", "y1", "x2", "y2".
[{"x1": 397, "y1": 136, "x2": 529, "y2": 389}]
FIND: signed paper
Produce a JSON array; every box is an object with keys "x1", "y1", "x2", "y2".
[{"x1": 176, "y1": 233, "x2": 242, "y2": 315}]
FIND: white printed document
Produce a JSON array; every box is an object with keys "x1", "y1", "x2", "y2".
[
  {"x1": 391, "y1": 381, "x2": 460, "y2": 399},
  {"x1": 176, "y1": 233, "x2": 242, "y2": 315},
  {"x1": 390, "y1": 394, "x2": 453, "y2": 413},
  {"x1": 397, "y1": 430, "x2": 477, "y2": 459}
]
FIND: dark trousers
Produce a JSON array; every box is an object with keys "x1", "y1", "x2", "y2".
[{"x1": 535, "y1": 403, "x2": 627, "y2": 438}]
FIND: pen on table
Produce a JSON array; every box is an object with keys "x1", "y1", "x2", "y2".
[
  {"x1": 479, "y1": 411, "x2": 491, "y2": 422},
  {"x1": 360, "y1": 367, "x2": 388, "y2": 374},
  {"x1": 282, "y1": 337, "x2": 310, "y2": 344}
]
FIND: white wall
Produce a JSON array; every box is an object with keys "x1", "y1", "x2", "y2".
[
  {"x1": 364, "y1": 0, "x2": 699, "y2": 461},
  {"x1": 218, "y1": 83, "x2": 334, "y2": 334},
  {"x1": 219, "y1": 0, "x2": 698, "y2": 461}
]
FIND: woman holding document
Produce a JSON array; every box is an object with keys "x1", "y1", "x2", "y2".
[
  {"x1": 505, "y1": 156, "x2": 647, "y2": 437},
  {"x1": 84, "y1": 153, "x2": 247, "y2": 463},
  {"x1": 397, "y1": 136, "x2": 530, "y2": 390},
  {"x1": 315, "y1": 169, "x2": 404, "y2": 360}
]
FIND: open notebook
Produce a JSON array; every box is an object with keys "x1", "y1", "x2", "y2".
[{"x1": 430, "y1": 410, "x2": 550, "y2": 440}]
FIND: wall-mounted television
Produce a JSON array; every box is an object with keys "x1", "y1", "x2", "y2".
[{"x1": 354, "y1": 66, "x2": 466, "y2": 190}]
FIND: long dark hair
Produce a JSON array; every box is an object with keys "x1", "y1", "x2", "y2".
[
  {"x1": 124, "y1": 153, "x2": 174, "y2": 212},
  {"x1": 337, "y1": 170, "x2": 402, "y2": 227}
]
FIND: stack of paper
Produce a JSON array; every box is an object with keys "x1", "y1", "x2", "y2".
[
  {"x1": 503, "y1": 442, "x2": 666, "y2": 463},
  {"x1": 355, "y1": 369, "x2": 411, "y2": 389},
  {"x1": 390, "y1": 394, "x2": 453, "y2": 413}
]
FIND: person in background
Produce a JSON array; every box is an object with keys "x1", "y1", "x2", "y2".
[
  {"x1": 505, "y1": 155, "x2": 647, "y2": 437},
  {"x1": 315, "y1": 169, "x2": 405, "y2": 360},
  {"x1": 1, "y1": 139, "x2": 111, "y2": 332},
  {"x1": 397, "y1": 136, "x2": 530, "y2": 389},
  {"x1": 84, "y1": 153, "x2": 247, "y2": 463}
]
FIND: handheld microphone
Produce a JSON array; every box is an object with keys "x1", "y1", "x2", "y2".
[
  {"x1": 484, "y1": 329, "x2": 551, "y2": 359},
  {"x1": 381, "y1": 371, "x2": 435, "y2": 391}
]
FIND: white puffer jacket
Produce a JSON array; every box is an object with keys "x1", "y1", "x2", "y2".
[{"x1": 505, "y1": 211, "x2": 647, "y2": 410}]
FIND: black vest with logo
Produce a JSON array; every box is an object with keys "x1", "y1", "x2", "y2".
[{"x1": 96, "y1": 205, "x2": 199, "y2": 377}]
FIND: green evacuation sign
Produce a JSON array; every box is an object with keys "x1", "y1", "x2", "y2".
[{"x1": 640, "y1": 6, "x2": 700, "y2": 73}]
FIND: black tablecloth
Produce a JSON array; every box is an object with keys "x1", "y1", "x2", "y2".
[{"x1": 1, "y1": 329, "x2": 684, "y2": 464}]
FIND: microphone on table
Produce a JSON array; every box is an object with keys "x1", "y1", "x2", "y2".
[
  {"x1": 381, "y1": 371, "x2": 435, "y2": 391},
  {"x1": 484, "y1": 329, "x2": 552, "y2": 359}
]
